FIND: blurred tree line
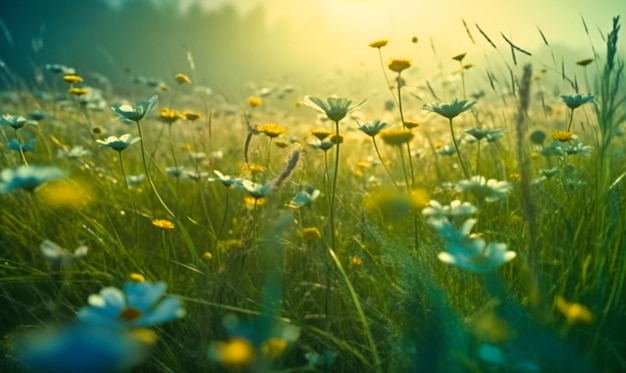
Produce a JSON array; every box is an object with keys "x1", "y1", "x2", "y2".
[{"x1": 0, "y1": 0, "x2": 319, "y2": 96}]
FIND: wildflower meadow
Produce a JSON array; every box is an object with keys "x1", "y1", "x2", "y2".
[{"x1": 0, "y1": 1, "x2": 625, "y2": 372}]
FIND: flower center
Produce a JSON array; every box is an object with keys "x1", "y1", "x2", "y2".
[{"x1": 119, "y1": 306, "x2": 143, "y2": 322}]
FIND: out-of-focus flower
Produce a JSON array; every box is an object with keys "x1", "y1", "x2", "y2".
[
  {"x1": 208, "y1": 170, "x2": 242, "y2": 188},
  {"x1": 388, "y1": 58, "x2": 412, "y2": 74},
  {"x1": 247, "y1": 96, "x2": 262, "y2": 107},
  {"x1": 152, "y1": 219, "x2": 175, "y2": 229},
  {"x1": 422, "y1": 200, "x2": 477, "y2": 220},
  {"x1": 368, "y1": 39, "x2": 389, "y2": 49},
  {"x1": 380, "y1": 129, "x2": 414, "y2": 146},
  {"x1": 40, "y1": 239, "x2": 88, "y2": 269},
  {"x1": 77, "y1": 281, "x2": 185, "y2": 328},
  {"x1": 57, "y1": 145, "x2": 91, "y2": 159},
  {"x1": 258, "y1": 123, "x2": 287, "y2": 138},
  {"x1": 288, "y1": 188, "x2": 321, "y2": 209},
  {"x1": 357, "y1": 119, "x2": 389, "y2": 137},
  {"x1": 457, "y1": 176, "x2": 512, "y2": 203},
  {"x1": 0, "y1": 114, "x2": 37, "y2": 130},
  {"x1": 16, "y1": 324, "x2": 153, "y2": 373},
  {"x1": 0, "y1": 165, "x2": 64, "y2": 193},
  {"x1": 552, "y1": 130, "x2": 574, "y2": 142},
  {"x1": 7, "y1": 138, "x2": 36, "y2": 152},
  {"x1": 555, "y1": 296, "x2": 593, "y2": 325},
  {"x1": 560, "y1": 94, "x2": 594, "y2": 110},
  {"x1": 174, "y1": 73, "x2": 191, "y2": 84}
]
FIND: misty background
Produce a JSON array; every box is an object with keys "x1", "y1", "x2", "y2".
[{"x1": 0, "y1": 0, "x2": 623, "y2": 100}]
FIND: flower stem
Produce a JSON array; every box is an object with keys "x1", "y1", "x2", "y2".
[
  {"x1": 118, "y1": 151, "x2": 138, "y2": 233},
  {"x1": 14, "y1": 129, "x2": 28, "y2": 166},
  {"x1": 136, "y1": 120, "x2": 176, "y2": 217},
  {"x1": 372, "y1": 137, "x2": 398, "y2": 188},
  {"x1": 566, "y1": 107, "x2": 575, "y2": 132},
  {"x1": 448, "y1": 118, "x2": 470, "y2": 178},
  {"x1": 397, "y1": 77, "x2": 415, "y2": 188},
  {"x1": 330, "y1": 120, "x2": 340, "y2": 253},
  {"x1": 475, "y1": 140, "x2": 481, "y2": 176},
  {"x1": 378, "y1": 49, "x2": 398, "y2": 106}
]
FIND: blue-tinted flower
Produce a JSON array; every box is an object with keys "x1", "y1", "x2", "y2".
[
  {"x1": 0, "y1": 165, "x2": 64, "y2": 193},
  {"x1": 458, "y1": 176, "x2": 512, "y2": 202},
  {"x1": 288, "y1": 188, "x2": 321, "y2": 209},
  {"x1": 560, "y1": 94, "x2": 594, "y2": 110},
  {"x1": 465, "y1": 128, "x2": 506, "y2": 142},
  {"x1": 111, "y1": 95, "x2": 158, "y2": 123},
  {"x1": 308, "y1": 139, "x2": 336, "y2": 151},
  {"x1": 126, "y1": 174, "x2": 146, "y2": 186},
  {"x1": 0, "y1": 114, "x2": 37, "y2": 130},
  {"x1": 165, "y1": 166, "x2": 185, "y2": 178},
  {"x1": 16, "y1": 324, "x2": 153, "y2": 373},
  {"x1": 77, "y1": 281, "x2": 185, "y2": 328},
  {"x1": 96, "y1": 134, "x2": 140, "y2": 152},
  {"x1": 8, "y1": 138, "x2": 36, "y2": 152},
  {"x1": 45, "y1": 63, "x2": 76, "y2": 75},
  {"x1": 423, "y1": 99, "x2": 476, "y2": 120},
  {"x1": 208, "y1": 170, "x2": 243, "y2": 188},
  {"x1": 422, "y1": 199, "x2": 477, "y2": 220},
  {"x1": 428, "y1": 218, "x2": 516, "y2": 273},
  {"x1": 239, "y1": 179, "x2": 273, "y2": 199},
  {"x1": 357, "y1": 119, "x2": 389, "y2": 137},
  {"x1": 57, "y1": 145, "x2": 91, "y2": 159},
  {"x1": 41, "y1": 239, "x2": 88, "y2": 269},
  {"x1": 304, "y1": 96, "x2": 365, "y2": 123}
]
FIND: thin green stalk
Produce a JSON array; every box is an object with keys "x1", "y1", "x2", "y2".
[
  {"x1": 396, "y1": 79, "x2": 415, "y2": 188},
  {"x1": 566, "y1": 107, "x2": 575, "y2": 132},
  {"x1": 118, "y1": 151, "x2": 138, "y2": 235},
  {"x1": 14, "y1": 129, "x2": 28, "y2": 166},
  {"x1": 449, "y1": 118, "x2": 470, "y2": 178},
  {"x1": 398, "y1": 146, "x2": 411, "y2": 189},
  {"x1": 330, "y1": 120, "x2": 340, "y2": 253},
  {"x1": 135, "y1": 119, "x2": 175, "y2": 217},
  {"x1": 378, "y1": 49, "x2": 398, "y2": 106},
  {"x1": 372, "y1": 137, "x2": 398, "y2": 188},
  {"x1": 475, "y1": 140, "x2": 481, "y2": 176}
]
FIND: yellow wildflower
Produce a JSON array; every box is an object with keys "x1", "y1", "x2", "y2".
[
  {"x1": 180, "y1": 143, "x2": 192, "y2": 152},
  {"x1": 247, "y1": 163, "x2": 265, "y2": 175},
  {"x1": 258, "y1": 123, "x2": 287, "y2": 138},
  {"x1": 130, "y1": 273, "x2": 145, "y2": 282},
  {"x1": 202, "y1": 252, "x2": 213, "y2": 262},
  {"x1": 247, "y1": 96, "x2": 262, "y2": 107},
  {"x1": 351, "y1": 256, "x2": 362, "y2": 267},
  {"x1": 552, "y1": 130, "x2": 574, "y2": 142},
  {"x1": 261, "y1": 338, "x2": 288, "y2": 359},
  {"x1": 175, "y1": 73, "x2": 191, "y2": 84},
  {"x1": 68, "y1": 87, "x2": 89, "y2": 96},
  {"x1": 310, "y1": 128, "x2": 333, "y2": 141},
  {"x1": 380, "y1": 129, "x2": 414, "y2": 146},
  {"x1": 62, "y1": 74, "x2": 83, "y2": 84},
  {"x1": 274, "y1": 139, "x2": 290, "y2": 148},
  {"x1": 214, "y1": 338, "x2": 255, "y2": 369},
  {"x1": 244, "y1": 197, "x2": 266, "y2": 207},
  {"x1": 152, "y1": 219, "x2": 175, "y2": 229},
  {"x1": 368, "y1": 39, "x2": 389, "y2": 49},
  {"x1": 388, "y1": 58, "x2": 412, "y2": 74},
  {"x1": 158, "y1": 108, "x2": 184, "y2": 124},
  {"x1": 300, "y1": 227, "x2": 321, "y2": 241},
  {"x1": 555, "y1": 296, "x2": 593, "y2": 325},
  {"x1": 509, "y1": 173, "x2": 521, "y2": 182}
]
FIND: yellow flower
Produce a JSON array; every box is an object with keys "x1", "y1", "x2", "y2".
[
  {"x1": 380, "y1": 129, "x2": 414, "y2": 146},
  {"x1": 247, "y1": 163, "x2": 265, "y2": 175},
  {"x1": 202, "y1": 252, "x2": 213, "y2": 262},
  {"x1": 248, "y1": 96, "x2": 262, "y2": 107},
  {"x1": 403, "y1": 119, "x2": 420, "y2": 129},
  {"x1": 368, "y1": 39, "x2": 389, "y2": 49},
  {"x1": 180, "y1": 143, "x2": 192, "y2": 152},
  {"x1": 350, "y1": 256, "x2": 362, "y2": 267},
  {"x1": 576, "y1": 58, "x2": 594, "y2": 67},
  {"x1": 159, "y1": 83, "x2": 171, "y2": 91},
  {"x1": 68, "y1": 87, "x2": 89, "y2": 96},
  {"x1": 300, "y1": 227, "x2": 321, "y2": 241},
  {"x1": 152, "y1": 219, "x2": 175, "y2": 229},
  {"x1": 310, "y1": 128, "x2": 333, "y2": 141},
  {"x1": 158, "y1": 108, "x2": 185, "y2": 124},
  {"x1": 509, "y1": 173, "x2": 521, "y2": 182},
  {"x1": 215, "y1": 338, "x2": 255, "y2": 369},
  {"x1": 452, "y1": 52, "x2": 467, "y2": 62},
  {"x1": 258, "y1": 123, "x2": 287, "y2": 138},
  {"x1": 530, "y1": 151, "x2": 540, "y2": 159},
  {"x1": 388, "y1": 58, "x2": 412, "y2": 74},
  {"x1": 175, "y1": 73, "x2": 191, "y2": 84},
  {"x1": 261, "y1": 338, "x2": 288, "y2": 359},
  {"x1": 62, "y1": 74, "x2": 83, "y2": 84},
  {"x1": 244, "y1": 197, "x2": 266, "y2": 207},
  {"x1": 37, "y1": 180, "x2": 92, "y2": 209},
  {"x1": 555, "y1": 296, "x2": 593, "y2": 325},
  {"x1": 130, "y1": 273, "x2": 145, "y2": 282},
  {"x1": 183, "y1": 111, "x2": 201, "y2": 121},
  {"x1": 552, "y1": 130, "x2": 574, "y2": 142}
]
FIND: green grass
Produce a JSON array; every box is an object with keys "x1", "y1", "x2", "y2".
[{"x1": 1, "y1": 15, "x2": 625, "y2": 373}]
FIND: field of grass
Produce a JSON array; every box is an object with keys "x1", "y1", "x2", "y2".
[{"x1": 0, "y1": 12, "x2": 625, "y2": 373}]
